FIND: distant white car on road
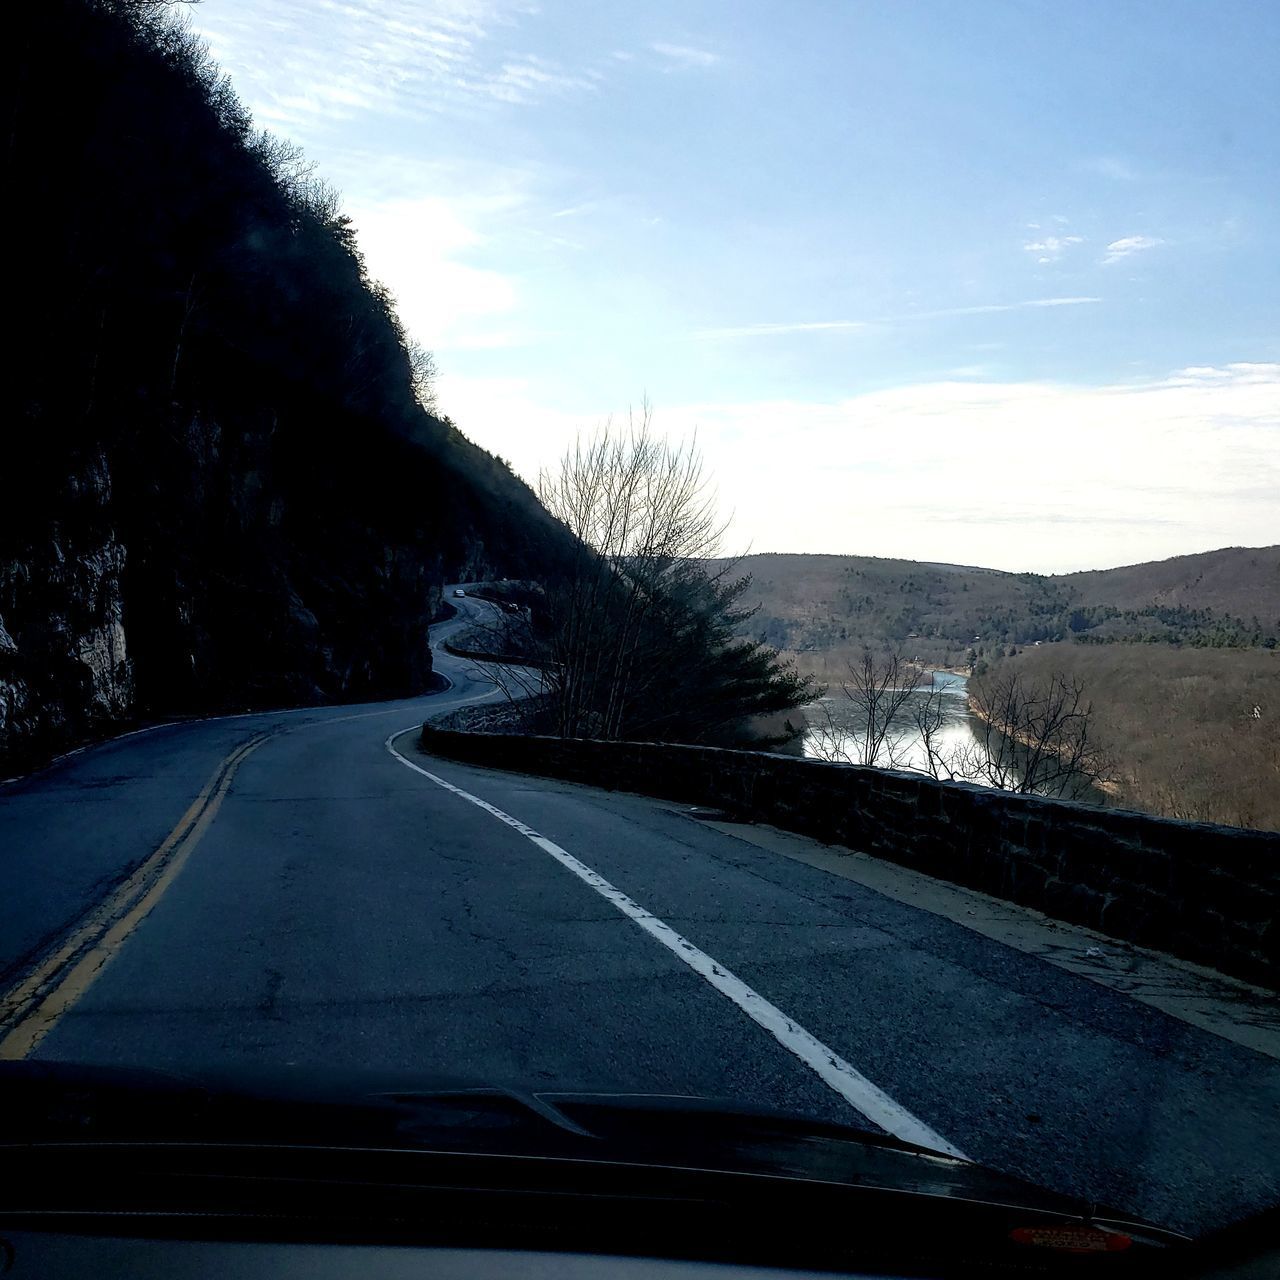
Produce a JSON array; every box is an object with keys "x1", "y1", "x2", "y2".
[{"x1": 454, "y1": 589, "x2": 466, "y2": 597}]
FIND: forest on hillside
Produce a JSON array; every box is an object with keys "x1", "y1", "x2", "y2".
[
  {"x1": 738, "y1": 549, "x2": 1279, "y2": 830},
  {"x1": 728, "y1": 548, "x2": 1280, "y2": 680},
  {"x1": 1002, "y1": 644, "x2": 1279, "y2": 831},
  {"x1": 0, "y1": 0, "x2": 571, "y2": 768}
]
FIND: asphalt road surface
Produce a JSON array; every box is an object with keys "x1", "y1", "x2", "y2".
[{"x1": 2, "y1": 588, "x2": 1277, "y2": 1236}]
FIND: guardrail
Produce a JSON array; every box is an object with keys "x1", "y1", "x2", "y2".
[
  {"x1": 419, "y1": 722, "x2": 1279, "y2": 988},
  {"x1": 441, "y1": 640, "x2": 558, "y2": 670}
]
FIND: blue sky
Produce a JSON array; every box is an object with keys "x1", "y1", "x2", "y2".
[{"x1": 192, "y1": 0, "x2": 1278, "y2": 572}]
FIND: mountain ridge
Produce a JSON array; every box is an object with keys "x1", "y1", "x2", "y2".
[{"x1": 720, "y1": 545, "x2": 1279, "y2": 676}]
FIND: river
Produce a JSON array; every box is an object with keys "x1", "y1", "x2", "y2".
[{"x1": 801, "y1": 670, "x2": 993, "y2": 782}]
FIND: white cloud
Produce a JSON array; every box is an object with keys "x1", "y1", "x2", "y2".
[
  {"x1": 435, "y1": 373, "x2": 583, "y2": 476},
  {"x1": 443, "y1": 328, "x2": 557, "y2": 350},
  {"x1": 650, "y1": 42, "x2": 721, "y2": 68},
  {"x1": 438, "y1": 364, "x2": 1280, "y2": 574},
  {"x1": 346, "y1": 195, "x2": 519, "y2": 347},
  {"x1": 692, "y1": 297, "x2": 1101, "y2": 340},
  {"x1": 1103, "y1": 234, "x2": 1165, "y2": 264},
  {"x1": 1023, "y1": 234, "x2": 1084, "y2": 264}
]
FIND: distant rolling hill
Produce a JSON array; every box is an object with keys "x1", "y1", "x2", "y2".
[
  {"x1": 1059, "y1": 546, "x2": 1280, "y2": 618},
  {"x1": 721, "y1": 546, "x2": 1280, "y2": 678}
]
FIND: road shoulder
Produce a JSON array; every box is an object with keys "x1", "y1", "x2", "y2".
[{"x1": 689, "y1": 812, "x2": 1280, "y2": 1061}]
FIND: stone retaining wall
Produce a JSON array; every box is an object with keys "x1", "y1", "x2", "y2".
[{"x1": 419, "y1": 724, "x2": 1279, "y2": 988}]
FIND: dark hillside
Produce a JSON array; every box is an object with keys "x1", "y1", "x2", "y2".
[{"x1": 0, "y1": 0, "x2": 569, "y2": 770}]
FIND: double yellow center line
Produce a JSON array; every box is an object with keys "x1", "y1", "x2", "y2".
[{"x1": 0, "y1": 732, "x2": 270, "y2": 1060}]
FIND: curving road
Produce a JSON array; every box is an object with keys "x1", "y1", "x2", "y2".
[{"x1": 1, "y1": 588, "x2": 1278, "y2": 1236}]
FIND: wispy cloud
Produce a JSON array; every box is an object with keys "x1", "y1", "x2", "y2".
[
  {"x1": 650, "y1": 41, "x2": 721, "y2": 69},
  {"x1": 1023, "y1": 234, "x2": 1084, "y2": 264},
  {"x1": 926, "y1": 296, "x2": 1101, "y2": 317},
  {"x1": 1085, "y1": 156, "x2": 1139, "y2": 182},
  {"x1": 482, "y1": 53, "x2": 599, "y2": 104},
  {"x1": 193, "y1": 0, "x2": 595, "y2": 131},
  {"x1": 694, "y1": 320, "x2": 870, "y2": 340},
  {"x1": 550, "y1": 201, "x2": 598, "y2": 219},
  {"x1": 691, "y1": 297, "x2": 1102, "y2": 340},
  {"x1": 1103, "y1": 234, "x2": 1165, "y2": 264}
]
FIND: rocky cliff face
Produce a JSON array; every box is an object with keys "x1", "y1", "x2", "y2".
[
  {"x1": 2, "y1": 416, "x2": 447, "y2": 771},
  {"x1": 0, "y1": 395, "x2": 552, "y2": 774},
  {"x1": 1, "y1": 452, "x2": 133, "y2": 768}
]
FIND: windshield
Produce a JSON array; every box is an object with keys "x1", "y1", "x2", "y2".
[{"x1": 2, "y1": 0, "x2": 1277, "y2": 1258}]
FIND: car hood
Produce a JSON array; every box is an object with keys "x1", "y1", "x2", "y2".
[
  {"x1": 0, "y1": 1059, "x2": 1166, "y2": 1215},
  {"x1": 1, "y1": 1060, "x2": 1190, "y2": 1271}
]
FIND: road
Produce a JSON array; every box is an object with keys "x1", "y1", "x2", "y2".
[{"x1": 2, "y1": 587, "x2": 1278, "y2": 1236}]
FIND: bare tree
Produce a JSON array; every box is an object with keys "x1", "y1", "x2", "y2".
[
  {"x1": 250, "y1": 131, "x2": 316, "y2": 209},
  {"x1": 917, "y1": 669, "x2": 1112, "y2": 799},
  {"x1": 536, "y1": 403, "x2": 727, "y2": 739},
  {"x1": 471, "y1": 406, "x2": 812, "y2": 742},
  {"x1": 168, "y1": 270, "x2": 203, "y2": 395},
  {"x1": 808, "y1": 650, "x2": 927, "y2": 767},
  {"x1": 407, "y1": 339, "x2": 438, "y2": 412},
  {"x1": 911, "y1": 681, "x2": 963, "y2": 781}
]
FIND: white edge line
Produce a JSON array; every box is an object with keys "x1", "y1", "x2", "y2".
[{"x1": 385, "y1": 725, "x2": 969, "y2": 1162}]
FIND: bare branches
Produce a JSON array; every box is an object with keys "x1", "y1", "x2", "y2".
[
  {"x1": 807, "y1": 650, "x2": 926, "y2": 768},
  {"x1": 810, "y1": 651, "x2": 1112, "y2": 802},
  {"x1": 525, "y1": 409, "x2": 811, "y2": 742},
  {"x1": 964, "y1": 669, "x2": 1113, "y2": 799},
  {"x1": 407, "y1": 340, "x2": 438, "y2": 412},
  {"x1": 536, "y1": 407, "x2": 726, "y2": 740},
  {"x1": 912, "y1": 669, "x2": 1113, "y2": 799},
  {"x1": 538, "y1": 401, "x2": 726, "y2": 567},
  {"x1": 912, "y1": 683, "x2": 968, "y2": 782},
  {"x1": 844, "y1": 650, "x2": 927, "y2": 767}
]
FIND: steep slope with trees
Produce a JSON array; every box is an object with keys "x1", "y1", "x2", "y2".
[{"x1": 0, "y1": 0, "x2": 571, "y2": 770}]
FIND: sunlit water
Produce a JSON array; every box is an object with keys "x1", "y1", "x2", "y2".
[{"x1": 801, "y1": 671, "x2": 993, "y2": 783}]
